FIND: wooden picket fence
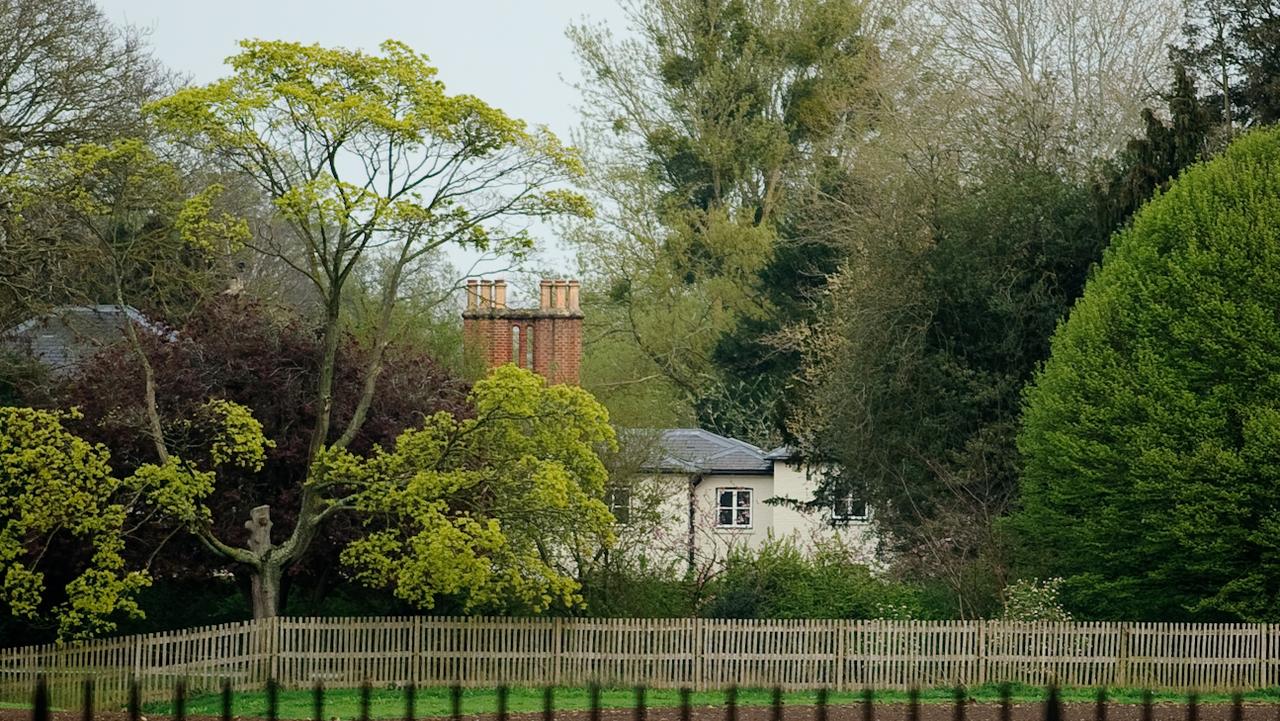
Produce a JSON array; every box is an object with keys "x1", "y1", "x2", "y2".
[{"x1": 2, "y1": 617, "x2": 1280, "y2": 710}]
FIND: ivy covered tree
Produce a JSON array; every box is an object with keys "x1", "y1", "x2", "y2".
[
  {"x1": 1013, "y1": 127, "x2": 1280, "y2": 621},
  {"x1": 567, "y1": 0, "x2": 877, "y2": 445}
]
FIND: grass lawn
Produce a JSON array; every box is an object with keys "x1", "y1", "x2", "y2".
[{"x1": 143, "y1": 685, "x2": 1280, "y2": 719}]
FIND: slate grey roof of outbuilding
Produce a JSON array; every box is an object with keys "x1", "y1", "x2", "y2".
[
  {"x1": 1, "y1": 305, "x2": 172, "y2": 374},
  {"x1": 634, "y1": 428, "x2": 774, "y2": 475}
]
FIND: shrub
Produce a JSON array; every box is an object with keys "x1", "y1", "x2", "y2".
[
  {"x1": 1012, "y1": 127, "x2": 1280, "y2": 621},
  {"x1": 999, "y1": 578, "x2": 1071, "y2": 622},
  {"x1": 700, "y1": 537, "x2": 924, "y2": 619}
]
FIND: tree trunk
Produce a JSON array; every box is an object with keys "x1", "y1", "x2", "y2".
[{"x1": 251, "y1": 562, "x2": 283, "y2": 619}]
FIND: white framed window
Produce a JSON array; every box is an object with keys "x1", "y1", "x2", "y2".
[
  {"x1": 716, "y1": 487, "x2": 752, "y2": 528},
  {"x1": 831, "y1": 494, "x2": 868, "y2": 524},
  {"x1": 605, "y1": 486, "x2": 632, "y2": 525}
]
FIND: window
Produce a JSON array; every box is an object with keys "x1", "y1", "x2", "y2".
[
  {"x1": 605, "y1": 486, "x2": 631, "y2": 525},
  {"x1": 832, "y1": 494, "x2": 868, "y2": 524},
  {"x1": 511, "y1": 325, "x2": 522, "y2": 367},
  {"x1": 716, "y1": 488, "x2": 752, "y2": 528},
  {"x1": 525, "y1": 325, "x2": 535, "y2": 368}
]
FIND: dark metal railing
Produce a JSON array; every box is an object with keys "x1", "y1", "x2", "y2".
[{"x1": 23, "y1": 677, "x2": 1263, "y2": 721}]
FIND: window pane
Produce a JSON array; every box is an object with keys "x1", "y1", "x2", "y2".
[
  {"x1": 718, "y1": 509, "x2": 733, "y2": 526},
  {"x1": 736, "y1": 489, "x2": 751, "y2": 507},
  {"x1": 736, "y1": 508, "x2": 750, "y2": 526},
  {"x1": 850, "y1": 498, "x2": 867, "y2": 518},
  {"x1": 719, "y1": 490, "x2": 734, "y2": 507}
]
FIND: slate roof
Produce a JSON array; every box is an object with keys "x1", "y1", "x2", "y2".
[
  {"x1": 2, "y1": 305, "x2": 171, "y2": 374},
  {"x1": 765, "y1": 445, "x2": 799, "y2": 460},
  {"x1": 634, "y1": 428, "x2": 774, "y2": 475}
]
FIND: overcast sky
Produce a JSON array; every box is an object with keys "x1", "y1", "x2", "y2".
[{"x1": 96, "y1": 0, "x2": 632, "y2": 285}]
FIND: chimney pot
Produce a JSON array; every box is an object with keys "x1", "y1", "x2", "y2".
[
  {"x1": 539, "y1": 279, "x2": 553, "y2": 310},
  {"x1": 567, "y1": 280, "x2": 580, "y2": 311},
  {"x1": 493, "y1": 279, "x2": 507, "y2": 309},
  {"x1": 466, "y1": 279, "x2": 479, "y2": 310}
]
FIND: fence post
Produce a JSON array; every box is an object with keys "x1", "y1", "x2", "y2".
[
  {"x1": 1116, "y1": 623, "x2": 1130, "y2": 688},
  {"x1": 976, "y1": 620, "x2": 987, "y2": 687},
  {"x1": 1258, "y1": 623, "x2": 1268, "y2": 689},
  {"x1": 133, "y1": 634, "x2": 144, "y2": 680},
  {"x1": 694, "y1": 618, "x2": 705, "y2": 692},
  {"x1": 411, "y1": 616, "x2": 422, "y2": 687},
  {"x1": 835, "y1": 620, "x2": 847, "y2": 692},
  {"x1": 552, "y1": 617, "x2": 563, "y2": 687}
]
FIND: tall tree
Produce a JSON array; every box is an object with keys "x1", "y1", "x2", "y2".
[
  {"x1": 801, "y1": 162, "x2": 1106, "y2": 616},
  {"x1": 138, "y1": 39, "x2": 589, "y2": 616},
  {"x1": 1014, "y1": 127, "x2": 1280, "y2": 621},
  {"x1": 567, "y1": 0, "x2": 878, "y2": 444},
  {"x1": 921, "y1": 0, "x2": 1182, "y2": 169},
  {"x1": 1094, "y1": 64, "x2": 1218, "y2": 231},
  {"x1": 0, "y1": 0, "x2": 166, "y2": 174},
  {"x1": 1178, "y1": 0, "x2": 1280, "y2": 127},
  {"x1": 55, "y1": 297, "x2": 470, "y2": 610}
]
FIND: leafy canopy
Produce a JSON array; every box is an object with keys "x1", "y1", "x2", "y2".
[
  {"x1": 147, "y1": 39, "x2": 588, "y2": 283},
  {"x1": 1014, "y1": 126, "x2": 1280, "y2": 621},
  {"x1": 335, "y1": 365, "x2": 617, "y2": 613},
  {"x1": 0, "y1": 400, "x2": 269, "y2": 640}
]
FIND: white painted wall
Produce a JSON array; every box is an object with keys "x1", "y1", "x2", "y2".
[{"x1": 625, "y1": 461, "x2": 879, "y2": 572}]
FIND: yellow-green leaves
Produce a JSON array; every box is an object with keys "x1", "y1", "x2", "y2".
[
  {"x1": 203, "y1": 399, "x2": 274, "y2": 471},
  {"x1": 176, "y1": 184, "x2": 251, "y2": 255},
  {"x1": 341, "y1": 366, "x2": 616, "y2": 614},
  {"x1": 0, "y1": 407, "x2": 150, "y2": 640},
  {"x1": 146, "y1": 38, "x2": 589, "y2": 266},
  {"x1": 0, "y1": 398, "x2": 275, "y2": 638}
]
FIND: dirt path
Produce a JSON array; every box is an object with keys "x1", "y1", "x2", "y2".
[{"x1": 5, "y1": 702, "x2": 1280, "y2": 721}]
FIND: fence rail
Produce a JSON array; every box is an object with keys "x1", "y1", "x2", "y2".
[{"x1": 2, "y1": 618, "x2": 1278, "y2": 709}]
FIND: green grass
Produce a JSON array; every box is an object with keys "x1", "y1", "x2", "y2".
[{"x1": 143, "y1": 684, "x2": 1280, "y2": 719}]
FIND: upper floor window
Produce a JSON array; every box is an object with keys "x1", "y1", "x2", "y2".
[
  {"x1": 717, "y1": 488, "x2": 752, "y2": 528},
  {"x1": 831, "y1": 494, "x2": 868, "y2": 524}
]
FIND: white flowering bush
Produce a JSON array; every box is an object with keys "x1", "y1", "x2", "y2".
[{"x1": 1000, "y1": 577, "x2": 1071, "y2": 622}]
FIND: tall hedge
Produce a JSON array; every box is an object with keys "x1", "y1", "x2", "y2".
[{"x1": 1013, "y1": 127, "x2": 1280, "y2": 621}]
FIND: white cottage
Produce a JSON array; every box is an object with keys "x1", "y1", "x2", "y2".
[{"x1": 611, "y1": 429, "x2": 878, "y2": 573}]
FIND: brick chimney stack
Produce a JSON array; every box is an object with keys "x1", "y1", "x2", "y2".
[{"x1": 463, "y1": 278, "x2": 583, "y2": 384}]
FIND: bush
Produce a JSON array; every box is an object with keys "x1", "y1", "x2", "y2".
[
  {"x1": 700, "y1": 538, "x2": 924, "y2": 619},
  {"x1": 1013, "y1": 127, "x2": 1280, "y2": 621},
  {"x1": 999, "y1": 578, "x2": 1071, "y2": 622}
]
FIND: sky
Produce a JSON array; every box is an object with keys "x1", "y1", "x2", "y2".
[{"x1": 96, "y1": 0, "x2": 632, "y2": 292}]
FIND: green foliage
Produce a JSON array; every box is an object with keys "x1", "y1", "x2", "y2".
[
  {"x1": 568, "y1": 0, "x2": 877, "y2": 446},
  {"x1": 578, "y1": 563, "x2": 698, "y2": 618},
  {"x1": 1014, "y1": 127, "x2": 1280, "y2": 621},
  {"x1": 806, "y1": 162, "x2": 1106, "y2": 616},
  {"x1": 0, "y1": 407, "x2": 149, "y2": 639},
  {"x1": 999, "y1": 578, "x2": 1072, "y2": 622},
  {"x1": 147, "y1": 39, "x2": 586, "y2": 267},
  {"x1": 1177, "y1": 0, "x2": 1280, "y2": 126},
  {"x1": 339, "y1": 365, "x2": 617, "y2": 614},
  {"x1": 700, "y1": 538, "x2": 923, "y2": 619},
  {"x1": 1095, "y1": 64, "x2": 1218, "y2": 231},
  {"x1": 0, "y1": 139, "x2": 244, "y2": 326}
]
